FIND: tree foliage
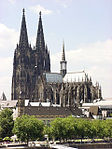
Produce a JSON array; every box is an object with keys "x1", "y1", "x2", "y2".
[
  {"x1": 62, "y1": 116, "x2": 77, "y2": 140},
  {"x1": 0, "y1": 108, "x2": 14, "y2": 138},
  {"x1": 1, "y1": 109, "x2": 112, "y2": 143},
  {"x1": 44, "y1": 125, "x2": 52, "y2": 140},
  {"x1": 50, "y1": 118, "x2": 65, "y2": 141},
  {"x1": 45, "y1": 117, "x2": 112, "y2": 141},
  {"x1": 13, "y1": 115, "x2": 44, "y2": 144},
  {"x1": 102, "y1": 119, "x2": 112, "y2": 138},
  {"x1": 76, "y1": 118, "x2": 90, "y2": 139},
  {"x1": 50, "y1": 116, "x2": 79, "y2": 141}
]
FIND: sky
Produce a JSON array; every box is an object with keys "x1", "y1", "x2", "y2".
[{"x1": 0, "y1": 0, "x2": 112, "y2": 100}]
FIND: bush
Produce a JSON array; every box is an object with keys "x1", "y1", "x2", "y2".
[
  {"x1": 3, "y1": 137, "x2": 11, "y2": 141},
  {"x1": 0, "y1": 138, "x2": 2, "y2": 142}
]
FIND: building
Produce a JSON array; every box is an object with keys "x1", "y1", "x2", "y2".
[
  {"x1": 81, "y1": 98, "x2": 112, "y2": 119},
  {"x1": 11, "y1": 9, "x2": 102, "y2": 118}
]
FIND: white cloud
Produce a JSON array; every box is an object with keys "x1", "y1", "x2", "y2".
[
  {"x1": 0, "y1": 24, "x2": 19, "y2": 56},
  {"x1": 8, "y1": 0, "x2": 16, "y2": 4},
  {"x1": 51, "y1": 39, "x2": 112, "y2": 98},
  {"x1": 30, "y1": 5, "x2": 53, "y2": 15},
  {"x1": 56, "y1": 0, "x2": 73, "y2": 8},
  {"x1": 0, "y1": 57, "x2": 13, "y2": 100},
  {"x1": 0, "y1": 76, "x2": 12, "y2": 101},
  {"x1": 0, "y1": 23, "x2": 18, "y2": 99},
  {"x1": 0, "y1": 57, "x2": 12, "y2": 72}
]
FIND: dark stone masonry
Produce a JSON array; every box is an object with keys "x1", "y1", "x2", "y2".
[{"x1": 11, "y1": 9, "x2": 102, "y2": 107}]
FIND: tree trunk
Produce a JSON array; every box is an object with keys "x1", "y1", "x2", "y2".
[{"x1": 27, "y1": 139, "x2": 29, "y2": 146}]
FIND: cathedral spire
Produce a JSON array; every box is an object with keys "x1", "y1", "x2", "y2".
[
  {"x1": 60, "y1": 42, "x2": 67, "y2": 77},
  {"x1": 62, "y1": 42, "x2": 66, "y2": 61},
  {"x1": 19, "y1": 8, "x2": 29, "y2": 48},
  {"x1": 36, "y1": 11, "x2": 45, "y2": 50}
]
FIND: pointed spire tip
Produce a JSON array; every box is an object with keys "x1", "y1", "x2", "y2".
[
  {"x1": 39, "y1": 11, "x2": 41, "y2": 17},
  {"x1": 19, "y1": 8, "x2": 28, "y2": 47},
  {"x1": 62, "y1": 42, "x2": 65, "y2": 61},
  {"x1": 23, "y1": 8, "x2": 25, "y2": 15}
]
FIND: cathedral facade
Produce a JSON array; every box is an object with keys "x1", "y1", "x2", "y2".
[{"x1": 11, "y1": 9, "x2": 102, "y2": 107}]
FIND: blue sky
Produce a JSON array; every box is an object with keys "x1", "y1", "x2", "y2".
[{"x1": 0, "y1": 0, "x2": 112, "y2": 99}]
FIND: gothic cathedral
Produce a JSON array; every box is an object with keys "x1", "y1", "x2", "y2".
[{"x1": 11, "y1": 9, "x2": 102, "y2": 107}]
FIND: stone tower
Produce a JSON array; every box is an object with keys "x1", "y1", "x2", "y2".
[
  {"x1": 34, "y1": 11, "x2": 50, "y2": 75},
  {"x1": 60, "y1": 42, "x2": 67, "y2": 77},
  {"x1": 11, "y1": 9, "x2": 50, "y2": 100},
  {"x1": 11, "y1": 9, "x2": 31, "y2": 100}
]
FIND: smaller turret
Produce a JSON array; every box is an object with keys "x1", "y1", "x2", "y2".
[
  {"x1": 1, "y1": 92, "x2": 7, "y2": 101},
  {"x1": 60, "y1": 42, "x2": 67, "y2": 77}
]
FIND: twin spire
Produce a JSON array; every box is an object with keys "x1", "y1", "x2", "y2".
[
  {"x1": 19, "y1": 9, "x2": 65, "y2": 62},
  {"x1": 36, "y1": 10, "x2": 45, "y2": 50},
  {"x1": 19, "y1": 9, "x2": 28, "y2": 48},
  {"x1": 19, "y1": 9, "x2": 45, "y2": 50}
]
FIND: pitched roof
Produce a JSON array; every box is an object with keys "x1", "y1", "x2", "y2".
[
  {"x1": 63, "y1": 71, "x2": 86, "y2": 82},
  {"x1": 24, "y1": 106, "x2": 82, "y2": 117},
  {"x1": 43, "y1": 72, "x2": 63, "y2": 83}
]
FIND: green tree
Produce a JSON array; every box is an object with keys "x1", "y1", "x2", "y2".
[
  {"x1": 0, "y1": 108, "x2": 14, "y2": 138},
  {"x1": 76, "y1": 119, "x2": 91, "y2": 140},
  {"x1": 50, "y1": 117, "x2": 67, "y2": 141},
  {"x1": 63, "y1": 116, "x2": 77, "y2": 140},
  {"x1": 102, "y1": 119, "x2": 112, "y2": 139},
  {"x1": 89, "y1": 120, "x2": 100, "y2": 139},
  {"x1": 44, "y1": 125, "x2": 52, "y2": 140},
  {"x1": 13, "y1": 115, "x2": 44, "y2": 144},
  {"x1": 50, "y1": 116, "x2": 78, "y2": 141},
  {"x1": 0, "y1": 126, "x2": 3, "y2": 138}
]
